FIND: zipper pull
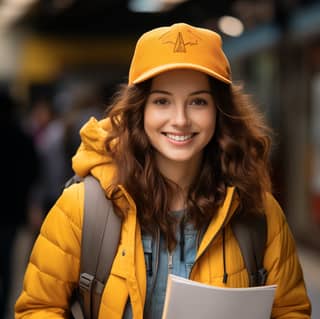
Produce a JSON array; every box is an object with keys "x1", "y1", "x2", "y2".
[
  {"x1": 168, "y1": 251, "x2": 173, "y2": 274},
  {"x1": 145, "y1": 252, "x2": 153, "y2": 277}
]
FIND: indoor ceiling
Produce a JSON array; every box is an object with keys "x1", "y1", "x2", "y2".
[
  {"x1": 15, "y1": 0, "x2": 258, "y2": 37},
  {"x1": 7, "y1": 0, "x2": 318, "y2": 37}
]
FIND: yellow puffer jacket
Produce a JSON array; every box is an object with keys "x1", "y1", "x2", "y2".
[{"x1": 15, "y1": 117, "x2": 311, "y2": 319}]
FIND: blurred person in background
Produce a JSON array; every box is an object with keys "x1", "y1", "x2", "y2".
[
  {"x1": 23, "y1": 96, "x2": 57, "y2": 231},
  {"x1": 15, "y1": 23, "x2": 311, "y2": 318},
  {"x1": 0, "y1": 85, "x2": 39, "y2": 319},
  {"x1": 24, "y1": 82, "x2": 105, "y2": 228},
  {"x1": 28, "y1": 96, "x2": 69, "y2": 215},
  {"x1": 57, "y1": 81, "x2": 106, "y2": 178}
]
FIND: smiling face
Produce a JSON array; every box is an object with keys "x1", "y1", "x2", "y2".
[{"x1": 144, "y1": 69, "x2": 217, "y2": 176}]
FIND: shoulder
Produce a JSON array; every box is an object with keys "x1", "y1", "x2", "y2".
[
  {"x1": 263, "y1": 192, "x2": 298, "y2": 259},
  {"x1": 41, "y1": 181, "x2": 85, "y2": 239},
  {"x1": 56, "y1": 181, "x2": 84, "y2": 227}
]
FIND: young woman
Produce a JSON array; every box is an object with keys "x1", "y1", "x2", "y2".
[{"x1": 15, "y1": 23, "x2": 311, "y2": 319}]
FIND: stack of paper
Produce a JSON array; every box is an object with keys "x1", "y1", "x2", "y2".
[{"x1": 162, "y1": 274, "x2": 277, "y2": 319}]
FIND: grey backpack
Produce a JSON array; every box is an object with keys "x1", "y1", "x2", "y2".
[
  {"x1": 68, "y1": 175, "x2": 121, "y2": 319},
  {"x1": 68, "y1": 175, "x2": 267, "y2": 319}
]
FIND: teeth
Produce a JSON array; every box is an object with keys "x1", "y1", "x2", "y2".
[{"x1": 166, "y1": 133, "x2": 193, "y2": 141}]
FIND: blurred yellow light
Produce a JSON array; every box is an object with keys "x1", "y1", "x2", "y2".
[{"x1": 218, "y1": 15, "x2": 244, "y2": 37}]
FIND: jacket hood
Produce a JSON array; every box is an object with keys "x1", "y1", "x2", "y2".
[{"x1": 72, "y1": 117, "x2": 117, "y2": 192}]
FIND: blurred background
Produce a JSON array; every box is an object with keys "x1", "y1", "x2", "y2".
[{"x1": 0, "y1": 0, "x2": 319, "y2": 318}]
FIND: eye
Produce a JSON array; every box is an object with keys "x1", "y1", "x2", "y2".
[
  {"x1": 190, "y1": 97, "x2": 208, "y2": 106},
  {"x1": 153, "y1": 97, "x2": 170, "y2": 105}
]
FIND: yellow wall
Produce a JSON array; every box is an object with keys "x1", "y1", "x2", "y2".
[{"x1": 18, "y1": 35, "x2": 136, "y2": 83}]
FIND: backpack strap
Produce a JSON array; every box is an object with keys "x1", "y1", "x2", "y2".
[
  {"x1": 231, "y1": 210, "x2": 268, "y2": 287},
  {"x1": 71, "y1": 175, "x2": 121, "y2": 319}
]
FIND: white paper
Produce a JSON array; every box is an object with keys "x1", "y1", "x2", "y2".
[{"x1": 162, "y1": 274, "x2": 277, "y2": 319}]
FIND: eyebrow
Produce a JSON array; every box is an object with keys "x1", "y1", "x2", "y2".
[
  {"x1": 149, "y1": 90, "x2": 171, "y2": 95},
  {"x1": 190, "y1": 90, "x2": 212, "y2": 96},
  {"x1": 149, "y1": 90, "x2": 212, "y2": 96}
]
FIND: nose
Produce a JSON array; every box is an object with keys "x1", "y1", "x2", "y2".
[{"x1": 172, "y1": 105, "x2": 190, "y2": 127}]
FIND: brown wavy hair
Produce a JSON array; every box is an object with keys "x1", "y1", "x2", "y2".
[{"x1": 105, "y1": 77, "x2": 272, "y2": 250}]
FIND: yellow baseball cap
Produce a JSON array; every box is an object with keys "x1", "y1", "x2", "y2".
[{"x1": 128, "y1": 23, "x2": 232, "y2": 85}]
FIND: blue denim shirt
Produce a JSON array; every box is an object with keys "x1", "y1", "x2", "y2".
[{"x1": 123, "y1": 212, "x2": 198, "y2": 319}]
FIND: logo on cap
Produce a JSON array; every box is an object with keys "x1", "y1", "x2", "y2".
[{"x1": 159, "y1": 30, "x2": 200, "y2": 53}]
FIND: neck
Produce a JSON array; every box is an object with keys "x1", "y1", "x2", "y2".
[
  {"x1": 170, "y1": 191, "x2": 186, "y2": 212},
  {"x1": 157, "y1": 157, "x2": 201, "y2": 188},
  {"x1": 155, "y1": 154, "x2": 202, "y2": 211}
]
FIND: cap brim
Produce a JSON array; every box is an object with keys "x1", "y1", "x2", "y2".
[{"x1": 132, "y1": 63, "x2": 231, "y2": 85}]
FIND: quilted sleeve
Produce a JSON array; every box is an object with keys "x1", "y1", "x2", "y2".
[
  {"x1": 15, "y1": 182, "x2": 84, "y2": 319},
  {"x1": 264, "y1": 194, "x2": 311, "y2": 319}
]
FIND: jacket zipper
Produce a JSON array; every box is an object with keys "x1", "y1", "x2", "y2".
[
  {"x1": 188, "y1": 191, "x2": 237, "y2": 279},
  {"x1": 188, "y1": 226, "x2": 225, "y2": 279}
]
